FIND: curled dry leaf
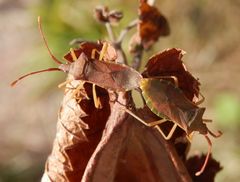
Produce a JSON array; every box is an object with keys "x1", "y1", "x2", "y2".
[
  {"x1": 81, "y1": 93, "x2": 191, "y2": 182},
  {"x1": 64, "y1": 41, "x2": 117, "y2": 63},
  {"x1": 142, "y1": 48, "x2": 200, "y2": 101},
  {"x1": 137, "y1": 105, "x2": 191, "y2": 161},
  {"x1": 95, "y1": 6, "x2": 123, "y2": 25},
  {"x1": 130, "y1": 0, "x2": 170, "y2": 52},
  {"x1": 186, "y1": 154, "x2": 222, "y2": 182},
  {"x1": 42, "y1": 79, "x2": 111, "y2": 182}
]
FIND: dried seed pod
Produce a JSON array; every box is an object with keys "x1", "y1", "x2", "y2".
[{"x1": 95, "y1": 6, "x2": 123, "y2": 25}]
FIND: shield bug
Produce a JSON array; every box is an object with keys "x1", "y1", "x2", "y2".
[{"x1": 124, "y1": 78, "x2": 222, "y2": 176}]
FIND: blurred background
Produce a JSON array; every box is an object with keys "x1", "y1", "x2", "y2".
[{"x1": 0, "y1": 0, "x2": 239, "y2": 181}]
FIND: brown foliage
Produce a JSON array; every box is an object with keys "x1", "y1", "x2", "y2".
[
  {"x1": 11, "y1": 1, "x2": 222, "y2": 181},
  {"x1": 42, "y1": 81, "x2": 111, "y2": 181},
  {"x1": 142, "y1": 48, "x2": 200, "y2": 101}
]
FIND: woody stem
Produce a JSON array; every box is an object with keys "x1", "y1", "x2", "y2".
[
  {"x1": 131, "y1": 45, "x2": 143, "y2": 71},
  {"x1": 105, "y1": 22, "x2": 116, "y2": 42},
  {"x1": 117, "y1": 19, "x2": 138, "y2": 44}
]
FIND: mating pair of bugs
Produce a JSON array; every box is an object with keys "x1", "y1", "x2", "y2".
[{"x1": 11, "y1": 17, "x2": 221, "y2": 176}]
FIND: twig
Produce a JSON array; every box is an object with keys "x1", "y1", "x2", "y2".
[
  {"x1": 117, "y1": 19, "x2": 138, "y2": 44},
  {"x1": 105, "y1": 22, "x2": 116, "y2": 42},
  {"x1": 113, "y1": 19, "x2": 138, "y2": 66},
  {"x1": 131, "y1": 45, "x2": 144, "y2": 71},
  {"x1": 105, "y1": 22, "x2": 128, "y2": 65},
  {"x1": 114, "y1": 43, "x2": 128, "y2": 65}
]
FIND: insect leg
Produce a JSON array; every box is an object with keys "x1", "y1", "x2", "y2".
[
  {"x1": 123, "y1": 108, "x2": 152, "y2": 127},
  {"x1": 58, "y1": 79, "x2": 74, "y2": 88},
  {"x1": 91, "y1": 49, "x2": 100, "y2": 59},
  {"x1": 71, "y1": 83, "x2": 84, "y2": 98},
  {"x1": 207, "y1": 129, "x2": 222, "y2": 138},
  {"x1": 91, "y1": 42, "x2": 108, "y2": 61},
  {"x1": 152, "y1": 76, "x2": 179, "y2": 87},
  {"x1": 195, "y1": 135, "x2": 212, "y2": 176},
  {"x1": 202, "y1": 119, "x2": 212, "y2": 123},
  {"x1": 123, "y1": 107, "x2": 170, "y2": 128},
  {"x1": 92, "y1": 84, "x2": 102, "y2": 109},
  {"x1": 119, "y1": 104, "x2": 177, "y2": 140},
  {"x1": 147, "y1": 119, "x2": 168, "y2": 127},
  {"x1": 70, "y1": 48, "x2": 78, "y2": 61},
  {"x1": 195, "y1": 92, "x2": 205, "y2": 105},
  {"x1": 99, "y1": 42, "x2": 108, "y2": 61},
  {"x1": 186, "y1": 133, "x2": 194, "y2": 141},
  {"x1": 57, "y1": 48, "x2": 80, "y2": 90},
  {"x1": 154, "y1": 123, "x2": 177, "y2": 140}
]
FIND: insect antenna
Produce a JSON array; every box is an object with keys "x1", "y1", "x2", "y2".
[
  {"x1": 38, "y1": 16, "x2": 63, "y2": 65},
  {"x1": 11, "y1": 17, "x2": 68, "y2": 87},
  {"x1": 11, "y1": 68, "x2": 62, "y2": 87},
  {"x1": 195, "y1": 135, "x2": 212, "y2": 176}
]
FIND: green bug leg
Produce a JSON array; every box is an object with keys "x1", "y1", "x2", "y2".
[
  {"x1": 195, "y1": 135, "x2": 212, "y2": 176},
  {"x1": 154, "y1": 123, "x2": 178, "y2": 140},
  {"x1": 151, "y1": 76, "x2": 179, "y2": 87},
  {"x1": 123, "y1": 107, "x2": 177, "y2": 140},
  {"x1": 203, "y1": 119, "x2": 212, "y2": 123},
  {"x1": 147, "y1": 119, "x2": 168, "y2": 127},
  {"x1": 207, "y1": 128, "x2": 222, "y2": 138},
  {"x1": 123, "y1": 108, "x2": 154, "y2": 127},
  {"x1": 123, "y1": 107, "x2": 167, "y2": 127},
  {"x1": 195, "y1": 92, "x2": 205, "y2": 105}
]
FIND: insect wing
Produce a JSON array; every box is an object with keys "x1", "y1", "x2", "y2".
[{"x1": 82, "y1": 61, "x2": 142, "y2": 91}]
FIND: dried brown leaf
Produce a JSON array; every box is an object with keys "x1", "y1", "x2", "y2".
[
  {"x1": 138, "y1": 0, "x2": 170, "y2": 49},
  {"x1": 64, "y1": 41, "x2": 117, "y2": 63},
  {"x1": 142, "y1": 48, "x2": 200, "y2": 101},
  {"x1": 42, "y1": 78, "x2": 111, "y2": 182},
  {"x1": 81, "y1": 93, "x2": 191, "y2": 182}
]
